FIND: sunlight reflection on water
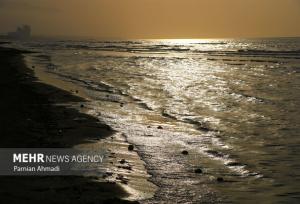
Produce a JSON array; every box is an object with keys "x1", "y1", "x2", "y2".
[{"x1": 13, "y1": 37, "x2": 300, "y2": 203}]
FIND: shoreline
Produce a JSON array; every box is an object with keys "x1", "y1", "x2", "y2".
[{"x1": 0, "y1": 46, "x2": 156, "y2": 203}]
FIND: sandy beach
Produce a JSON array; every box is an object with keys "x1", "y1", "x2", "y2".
[{"x1": 0, "y1": 46, "x2": 156, "y2": 203}]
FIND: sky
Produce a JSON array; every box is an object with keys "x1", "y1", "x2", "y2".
[{"x1": 0, "y1": 0, "x2": 300, "y2": 39}]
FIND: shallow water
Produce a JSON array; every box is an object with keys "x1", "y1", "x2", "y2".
[{"x1": 10, "y1": 38, "x2": 300, "y2": 203}]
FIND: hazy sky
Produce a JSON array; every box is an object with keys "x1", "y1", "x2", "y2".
[{"x1": 0, "y1": 0, "x2": 300, "y2": 39}]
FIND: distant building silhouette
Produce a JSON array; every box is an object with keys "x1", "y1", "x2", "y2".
[{"x1": 7, "y1": 25, "x2": 31, "y2": 39}]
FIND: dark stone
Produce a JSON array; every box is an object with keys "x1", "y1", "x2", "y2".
[
  {"x1": 182, "y1": 150, "x2": 189, "y2": 155},
  {"x1": 120, "y1": 159, "x2": 126, "y2": 164},
  {"x1": 32, "y1": 66, "x2": 35, "y2": 68},
  {"x1": 121, "y1": 180, "x2": 128, "y2": 185},
  {"x1": 106, "y1": 125, "x2": 112, "y2": 131},
  {"x1": 199, "y1": 126, "x2": 210, "y2": 132},
  {"x1": 80, "y1": 104, "x2": 84, "y2": 108},
  {"x1": 106, "y1": 172, "x2": 113, "y2": 176},
  {"x1": 217, "y1": 177, "x2": 224, "y2": 182},
  {"x1": 226, "y1": 162, "x2": 242, "y2": 167},
  {"x1": 157, "y1": 126, "x2": 163, "y2": 129},
  {"x1": 116, "y1": 174, "x2": 124, "y2": 180},
  {"x1": 194, "y1": 168, "x2": 202, "y2": 174},
  {"x1": 75, "y1": 90, "x2": 78, "y2": 93},
  {"x1": 118, "y1": 166, "x2": 132, "y2": 170},
  {"x1": 128, "y1": 144, "x2": 134, "y2": 151},
  {"x1": 147, "y1": 126, "x2": 151, "y2": 128}
]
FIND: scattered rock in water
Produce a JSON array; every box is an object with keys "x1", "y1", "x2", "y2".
[
  {"x1": 128, "y1": 144, "x2": 134, "y2": 151},
  {"x1": 104, "y1": 125, "x2": 112, "y2": 131},
  {"x1": 181, "y1": 150, "x2": 189, "y2": 155},
  {"x1": 118, "y1": 165, "x2": 132, "y2": 170},
  {"x1": 199, "y1": 126, "x2": 210, "y2": 132},
  {"x1": 195, "y1": 168, "x2": 203, "y2": 174},
  {"x1": 106, "y1": 172, "x2": 113, "y2": 176},
  {"x1": 120, "y1": 159, "x2": 126, "y2": 164},
  {"x1": 217, "y1": 177, "x2": 224, "y2": 182},
  {"x1": 226, "y1": 162, "x2": 242, "y2": 167},
  {"x1": 116, "y1": 174, "x2": 124, "y2": 180},
  {"x1": 121, "y1": 180, "x2": 128, "y2": 185},
  {"x1": 116, "y1": 174, "x2": 129, "y2": 185},
  {"x1": 157, "y1": 126, "x2": 163, "y2": 129}
]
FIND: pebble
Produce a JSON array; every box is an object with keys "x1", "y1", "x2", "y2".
[
  {"x1": 106, "y1": 172, "x2": 113, "y2": 176},
  {"x1": 226, "y1": 162, "x2": 241, "y2": 167},
  {"x1": 182, "y1": 150, "x2": 189, "y2": 155},
  {"x1": 80, "y1": 104, "x2": 84, "y2": 108},
  {"x1": 121, "y1": 180, "x2": 128, "y2": 185},
  {"x1": 118, "y1": 166, "x2": 132, "y2": 170},
  {"x1": 120, "y1": 159, "x2": 126, "y2": 164},
  {"x1": 194, "y1": 168, "x2": 203, "y2": 174},
  {"x1": 116, "y1": 174, "x2": 129, "y2": 185},
  {"x1": 128, "y1": 144, "x2": 134, "y2": 151},
  {"x1": 199, "y1": 127, "x2": 210, "y2": 132},
  {"x1": 157, "y1": 126, "x2": 163, "y2": 129},
  {"x1": 217, "y1": 177, "x2": 224, "y2": 182}
]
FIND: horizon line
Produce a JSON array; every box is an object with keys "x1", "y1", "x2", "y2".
[{"x1": 29, "y1": 35, "x2": 300, "y2": 41}]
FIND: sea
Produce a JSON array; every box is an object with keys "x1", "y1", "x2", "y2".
[{"x1": 6, "y1": 38, "x2": 300, "y2": 203}]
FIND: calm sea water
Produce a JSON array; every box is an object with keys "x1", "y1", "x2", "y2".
[{"x1": 10, "y1": 38, "x2": 300, "y2": 203}]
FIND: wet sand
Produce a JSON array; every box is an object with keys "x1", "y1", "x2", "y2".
[{"x1": 0, "y1": 46, "x2": 155, "y2": 203}]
